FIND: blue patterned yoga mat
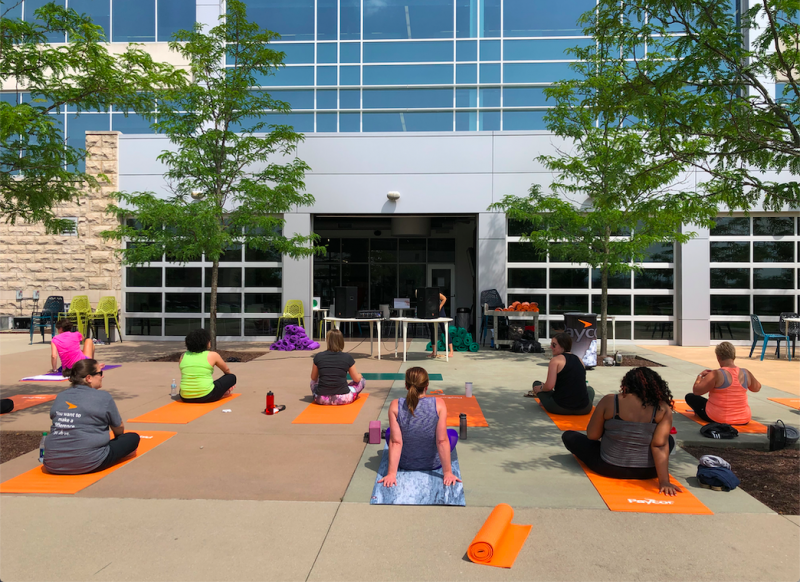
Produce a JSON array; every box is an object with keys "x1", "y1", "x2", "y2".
[{"x1": 370, "y1": 443, "x2": 465, "y2": 506}]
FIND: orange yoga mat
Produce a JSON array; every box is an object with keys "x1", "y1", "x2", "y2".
[
  {"x1": 0, "y1": 431, "x2": 175, "y2": 495},
  {"x1": 127, "y1": 394, "x2": 241, "y2": 424},
  {"x1": 768, "y1": 397, "x2": 800, "y2": 411},
  {"x1": 577, "y1": 460, "x2": 712, "y2": 515},
  {"x1": 423, "y1": 395, "x2": 488, "y2": 427},
  {"x1": 467, "y1": 503, "x2": 531, "y2": 568},
  {"x1": 292, "y1": 393, "x2": 370, "y2": 424},
  {"x1": 536, "y1": 399, "x2": 594, "y2": 431},
  {"x1": 673, "y1": 400, "x2": 767, "y2": 434},
  {"x1": 0, "y1": 394, "x2": 57, "y2": 415}
]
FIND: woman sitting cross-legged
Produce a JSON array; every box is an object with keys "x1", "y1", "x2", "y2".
[
  {"x1": 43, "y1": 359, "x2": 140, "y2": 474},
  {"x1": 562, "y1": 367, "x2": 679, "y2": 496},
  {"x1": 51, "y1": 319, "x2": 95, "y2": 376},
  {"x1": 310, "y1": 329, "x2": 365, "y2": 405},
  {"x1": 378, "y1": 367, "x2": 461, "y2": 488},
  {"x1": 179, "y1": 328, "x2": 237, "y2": 403},
  {"x1": 685, "y1": 341, "x2": 762, "y2": 425},
  {"x1": 527, "y1": 332, "x2": 594, "y2": 415}
]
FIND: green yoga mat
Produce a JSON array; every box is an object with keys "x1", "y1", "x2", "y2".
[{"x1": 349, "y1": 373, "x2": 444, "y2": 381}]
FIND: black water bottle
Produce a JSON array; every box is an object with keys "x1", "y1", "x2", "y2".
[{"x1": 459, "y1": 413, "x2": 467, "y2": 440}]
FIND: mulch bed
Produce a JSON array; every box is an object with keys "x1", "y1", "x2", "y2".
[
  {"x1": 1, "y1": 432, "x2": 42, "y2": 464},
  {"x1": 149, "y1": 350, "x2": 267, "y2": 363},
  {"x1": 601, "y1": 355, "x2": 664, "y2": 367},
  {"x1": 683, "y1": 446, "x2": 799, "y2": 515}
]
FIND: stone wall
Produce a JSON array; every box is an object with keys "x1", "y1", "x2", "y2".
[{"x1": 0, "y1": 131, "x2": 122, "y2": 321}]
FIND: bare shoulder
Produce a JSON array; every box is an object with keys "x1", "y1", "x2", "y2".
[{"x1": 389, "y1": 399, "x2": 399, "y2": 413}]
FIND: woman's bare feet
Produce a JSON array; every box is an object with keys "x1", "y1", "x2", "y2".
[{"x1": 224, "y1": 386, "x2": 235, "y2": 397}]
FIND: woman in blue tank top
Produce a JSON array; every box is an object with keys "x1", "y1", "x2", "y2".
[{"x1": 378, "y1": 367, "x2": 461, "y2": 488}]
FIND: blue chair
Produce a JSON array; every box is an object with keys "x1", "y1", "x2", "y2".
[
  {"x1": 749, "y1": 314, "x2": 791, "y2": 361},
  {"x1": 30, "y1": 295, "x2": 64, "y2": 344}
]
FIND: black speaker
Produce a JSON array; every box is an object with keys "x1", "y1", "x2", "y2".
[
  {"x1": 334, "y1": 286, "x2": 358, "y2": 318},
  {"x1": 417, "y1": 287, "x2": 440, "y2": 319}
]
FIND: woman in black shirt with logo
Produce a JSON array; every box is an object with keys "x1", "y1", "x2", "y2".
[
  {"x1": 310, "y1": 329, "x2": 365, "y2": 405},
  {"x1": 527, "y1": 332, "x2": 594, "y2": 415}
]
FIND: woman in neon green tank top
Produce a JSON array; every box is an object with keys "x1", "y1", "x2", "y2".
[{"x1": 179, "y1": 328, "x2": 237, "y2": 403}]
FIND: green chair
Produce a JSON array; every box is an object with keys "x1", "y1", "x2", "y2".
[
  {"x1": 90, "y1": 296, "x2": 122, "y2": 342},
  {"x1": 277, "y1": 300, "x2": 304, "y2": 339},
  {"x1": 59, "y1": 295, "x2": 92, "y2": 336}
]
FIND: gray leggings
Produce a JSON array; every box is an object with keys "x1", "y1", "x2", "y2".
[{"x1": 539, "y1": 385, "x2": 595, "y2": 416}]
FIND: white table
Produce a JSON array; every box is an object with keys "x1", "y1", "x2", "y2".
[
  {"x1": 783, "y1": 317, "x2": 800, "y2": 359},
  {"x1": 391, "y1": 317, "x2": 453, "y2": 362},
  {"x1": 484, "y1": 306, "x2": 539, "y2": 349},
  {"x1": 324, "y1": 317, "x2": 383, "y2": 359}
]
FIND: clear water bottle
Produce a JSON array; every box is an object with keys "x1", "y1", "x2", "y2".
[
  {"x1": 38, "y1": 432, "x2": 47, "y2": 463},
  {"x1": 170, "y1": 379, "x2": 178, "y2": 397}
]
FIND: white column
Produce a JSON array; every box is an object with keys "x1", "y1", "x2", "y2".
[
  {"x1": 196, "y1": 0, "x2": 222, "y2": 32},
  {"x1": 476, "y1": 211, "x2": 507, "y2": 332},
  {"x1": 676, "y1": 225, "x2": 711, "y2": 346},
  {"x1": 282, "y1": 213, "x2": 313, "y2": 331}
]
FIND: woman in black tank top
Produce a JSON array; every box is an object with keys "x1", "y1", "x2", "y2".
[{"x1": 528, "y1": 333, "x2": 593, "y2": 415}]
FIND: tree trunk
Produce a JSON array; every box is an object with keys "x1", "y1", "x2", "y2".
[{"x1": 210, "y1": 259, "x2": 219, "y2": 351}]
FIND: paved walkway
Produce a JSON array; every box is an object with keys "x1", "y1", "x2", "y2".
[{"x1": 1, "y1": 336, "x2": 798, "y2": 581}]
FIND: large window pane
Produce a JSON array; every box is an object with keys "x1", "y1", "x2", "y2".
[
  {"x1": 364, "y1": 41, "x2": 453, "y2": 62},
  {"x1": 710, "y1": 295, "x2": 749, "y2": 316},
  {"x1": 399, "y1": 239, "x2": 426, "y2": 262},
  {"x1": 314, "y1": 264, "x2": 340, "y2": 306},
  {"x1": 219, "y1": 244, "x2": 242, "y2": 262},
  {"x1": 508, "y1": 293, "x2": 545, "y2": 310},
  {"x1": 480, "y1": 87, "x2": 500, "y2": 107},
  {"x1": 205, "y1": 293, "x2": 242, "y2": 313},
  {"x1": 508, "y1": 268, "x2": 546, "y2": 288},
  {"x1": 204, "y1": 318, "x2": 242, "y2": 336},
  {"x1": 753, "y1": 295, "x2": 794, "y2": 316},
  {"x1": 164, "y1": 318, "x2": 201, "y2": 336},
  {"x1": 591, "y1": 294, "x2": 631, "y2": 315},
  {"x1": 165, "y1": 293, "x2": 201, "y2": 313},
  {"x1": 342, "y1": 239, "x2": 368, "y2": 263},
  {"x1": 591, "y1": 269, "x2": 631, "y2": 289},
  {"x1": 269, "y1": 90, "x2": 314, "y2": 110},
  {"x1": 457, "y1": 40, "x2": 477, "y2": 61},
  {"x1": 753, "y1": 268, "x2": 795, "y2": 289},
  {"x1": 550, "y1": 268, "x2": 589, "y2": 288},
  {"x1": 165, "y1": 267, "x2": 202, "y2": 287},
  {"x1": 126, "y1": 317, "x2": 161, "y2": 336},
  {"x1": 316, "y1": 238, "x2": 341, "y2": 263},
  {"x1": 753, "y1": 217, "x2": 794, "y2": 236},
  {"x1": 340, "y1": 89, "x2": 360, "y2": 109},
  {"x1": 317, "y1": 43, "x2": 337, "y2": 62},
  {"x1": 504, "y1": 63, "x2": 578, "y2": 83},
  {"x1": 317, "y1": 0, "x2": 337, "y2": 40},
  {"x1": 642, "y1": 243, "x2": 674, "y2": 262},
  {"x1": 112, "y1": 114, "x2": 154, "y2": 134},
  {"x1": 342, "y1": 264, "x2": 369, "y2": 309},
  {"x1": 549, "y1": 294, "x2": 588, "y2": 314},
  {"x1": 127, "y1": 267, "x2": 161, "y2": 287},
  {"x1": 246, "y1": 0, "x2": 314, "y2": 41},
  {"x1": 503, "y1": 87, "x2": 548, "y2": 107},
  {"x1": 370, "y1": 264, "x2": 397, "y2": 308},
  {"x1": 257, "y1": 66, "x2": 314, "y2": 87},
  {"x1": 634, "y1": 321, "x2": 673, "y2": 340},
  {"x1": 399, "y1": 264, "x2": 426, "y2": 299},
  {"x1": 245, "y1": 293, "x2": 282, "y2": 313},
  {"x1": 480, "y1": 0, "x2": 501, "y2": 37},
  {"x1": 508, "y1": 242, "x2": 546, "y2": 262},
  {"x1": 479, "y1": 63, "x2": 500, "y2": 83},
  {"x1": 710, "y1": 241, "x2": 749, "y2": 262},
  {"x1": 363, "y1": 65, "x2": 453, "y2": 85},
  {"x1": 244, "y1": 318, "x2": 278, "y2": 336},
  {"x1": 341, "y1": 0, "x2": 361, "y2": 39},
  {"x1": 370, "y1": 238, "x2": 397, "y2": 263},
  {"x1": 480, "y1": 40, "x2": 500, "y2": 61},
  {"x1": 245, "y1": 244, "x2": 281, "y2": 262},
  {"x1": 244, "y1": 267, "x2": 282, "y2": 287},
  {"x1": 364, "y1": 0, "x2": 454, "y2": 39},
  {"x1": 363, "y1": 88, "x2": 453, "y2": 109},
  {"x1": 479, "y1": 110, "x2": 500, "y2": 130},
  {"x1": 710, "y1": 268, "x2": 750, "y2": 289},
  {"x1": 503, "y1": 110, "x2": 547, "y2": 130},
  {"x1": 66, "y1": 114, "x2": 111, "y2": 171},
  {"x1": 126, "y1": 292, "x2": 161, "y2": 313},
  {"x1": 205, "y1": 267, "x2": 243, "y2": 287},
  {"x1": 26, "y1": 0, "x2": 66, "y2": 42},
  {"x1": 753, "y1": 242, "x2": 794, "y2": 262},
  {"x1": 363, "y1": 112, "x2": 454, "y2": 131},
  {"x1": 69, "y1": 0, "x2": 110, "y2": 40},
  {"x1": 157, "y1": 0, "x2": 194, "y2": 41},
  {"x1": 428, "y1": 239, "x2": 455, "y2": 262},
  {"x1": 710, "y1": 321, "x2": 750, "y2": 341},
  {"x1": 710, "y1": 217, "x2": 749, "y2": 236},
  {"x1": 634, "y1": 296, "x2": 674, "y2": 316},
  {"x1": 456, "y1": 0, "x2": 478, "y2": 38},
  {"x1": 634, "y1": 269, "x2": 674, "y2": 289},
  {"x1": 504, "y1": 38, "x2": 593, "y2": 61},
  {"x1": 112, "y1": 0, "x2": 155, "y2": 42}
]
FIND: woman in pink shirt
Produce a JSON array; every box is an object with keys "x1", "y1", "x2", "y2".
[
  {"x1": 685, "y1": 342, "x2": 762, "y2": 425},
  {"x1": 51, "y1": 319, "x2": 95, "y2": 374}
]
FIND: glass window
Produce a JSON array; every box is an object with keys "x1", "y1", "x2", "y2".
[
  {"x1": 634, "y1": 321, "x2": 673, "y2": 340},
  {"x1": 314, "y1": 263, "x2": 340, "y2": 305},
  {"x1": 205, "y1": 293, "x2": 242, "y2": 313},
  {"x1": 504, "y1": 39, "x2": 593, "y2": 61},
  {"x1": 457, "y1": 40, "x2": 477, "y2": 61},
  {"x1": 165, "y1": 267, "x2": 202, "y2": 287},
  {"x1": 371, "y1": 263, "x2": 398, "y2": 308},
  {"x1": 480, "y1": 0, "x2": 501, "y2": 37},
  {"x1": 508, "y1": 268, "x2": 546, "y2": 288},
  {"x1": 504, "y1": 0, "x2": 594, "y2": 37},
  {"x1": 456, "y1": 0, "x2": 478, "y2": 38},
  {"x1": 205, "y1": 267, "x2": 242, "y2": 287},
  {"x1": 641, "y1": 243, "x2": 674, "y2": 262},
  {"x1": 456, "y1": 111, "x2": 477, "y2": 130},
  {"x1": 591, "y1": 269, "x2": 631, "y2": 289},
  {"x1": 69, "y1": 0, "x2": 110, "y2": 40},
  {"x1": 399, "y1": 264, "x2": 426, "y2": 298},
  {"x1": 218, "y1": 244, "x2": 242, "y2": 262},
  {"x1": 710, "y1": 268, "x2": 750, "y2": 289},
  {"x1": 317, "y1": 66, "x2": 337, "y2": 86},
  {"x1": 363, "y1": 112, "x2": 453, "y2": 131},
  {"x1": 503, "y1": 110, "x2": 547, "y2": 130},
  {"x1": 317, "y1": 0, "x2": 337, "y2": 40},
  {"x1": 428, "y1": 238, "x2": 455, "y2": 262},
  {"x1": 363, "y1": 65, "x2": 453, "y2": 85},
  {"x1": 317, "y1": 90, "x2": 337, "y2": 109},
  {"x1": 550, "y1": 268, "x2": 589, "y2": 288},
  {"x1": 503, "y1": 87, "x2": 548, "y2": 107},
  {"x1": 244, "y1": 267, "x2": 282, "y2": 287},
  {"x1": 340, "y1": 112, "x2": 360, "y2": 131},
  {"x1": 508, "y1": 219, "x2": 532, "y2": 236},
  {"x1": 480, "y1": 40, "x2": 500, "y2": 61},
  {"x1": 548, "y1": 242, "x2": 573, "y2": 261},
  {"x1": 112, "y1": 0, "x2": 155, "y2": 42},
  {"x1": 456, "y1": 64, "x2": 478, "y2": 84},
  {"x1": 269, "y1": 90, "x2": 314, "y2": 110},
  {"x1": 257, "y1": 66, "x2": 314, "y2": 87},
  {"x1": 316, "y1": 113, "x2": 337, "y2": 131},
  {"x1": 753, "y1": 295, "x2": 794, "y2": 316},
  {"x1": 753, "y1": 217, "x2": 794, "y2": 235},
  {"x1": 340, "y1": 43, "x2": 361, "y2": 63},
  {"x1": 364, "y1": 41, "x2": 453, "y2": 63},
  {"x1": 126, "y1": 292, "x2": 161, "y2": 313},
  {"x1": 165, "y1": 293, "x2": 201, "y2": 313},
  {"x1": 370, "y1": 238, "x2": 398, "y2": 263},
  {"x1": 341, "y1": 0, "x2": 361, "y2": 40},
  {"x1": 246, "y1": 0, "x2": 314, "y2": 41},
  {"x1": 244, "y1": 318, "x2": 278, "y2": 336},
  {"x1": 112, "y1": 114, "x2": 154, "y2": 134},
  {"x1": 245, "y1": 293, "x2": 282, "y2": 313},
  {"x1": 317, "y1": 43, "x2": 337, "y2": 63},
  {"x1": 710, "y1": 241, "x2": 749, "y2": 262},
  {"x1": 591, "y1": 294, "x2": 631, "y2": 315},
  {"x1": 753, "y1": 268, "x2": 795, "y2": 289},
  {"x1": 634, "y1": 295, "x2": 674, "y2": 316},
  {"x1": 479, "y1": 64, "x2": 500, "y2": 83},
  {"x1": 634, "y1": 269, "x2": 674, "y2": 289},
  {"x1": 157, "y1": 0, "x2": 194, "y2": 41},
  {"x1": 710, "y1": 295, "x2": 749, "y2": 316},
  {"x1": 273, "y1": 43, "x2": 315, "y2": 65},
  {"x1": 340, "y1": 66, "x2": 360, "y2": 85},
  {"x1": 204, "y1": 318, "x2": 242, "y2": 336},
  {"x1": 508, "y1": 242, "x2": 546, "y2": 262},
  {"x1": 26, "y1": 0, "x2": 66, "y2": 42},
  {"x1": 127, "y1": 267, "x2": 161, "y2": 287},
  {"x1": 480, "y1": 87, "x2": 500, "y2": 107},
  {"x1": 66, "y1": 114, "x2": 111, "y2": 171},
  {"x1": 364, "y1": 88, "x2": 453, "y2": 109},
  {"x1": 753, "y1": 241, "x2": 794, "y2": 262},
  {"x1": 480, "y1": 110, "x2": 500, "y2": 130},
  {"x1": 245, "y1": 244, "x2": 281, "y2": 262},
  {"x1": 508, "y1": 294, "x2": 546, "y2": 311},
  {"x1": 399, "y1": 239, "x2": 426, "y2": 262},
  {"x1": 126, "y1": 317, "x2": 161, "y2": 336},
  {"x1": 342, "y1": 264, "x2": 369, "y2": 309},
  {"x1": 340, "y1": 89, "x2": 360, "y2": 109},
  {"x1": 363, "y1": 0, "x2": 454, "y2": 39},
  {"x1": 316, "y1": 238, "x2": 341, "y2": 263},
  {"x1": 164, "y1": 318, "x2": 201, "y2": 336},
  {"x1": 710, "y1": 216, "x2": 749, "y2": 236},
  {"x1": 710, "y1": 321, "x2": 750, "y2": 341},
  {"x1": 504, "y1": 63, "x2": 577, "y2": 83},
  {"x1": 596, "y1": 320, "x2": 631, "y2": 340},
  {"x1": 549, "y1": 294, "x2": 588, "y2": 314},
  {"x1": 456, "y1": 87, "x2": 477, "y2": 107}
]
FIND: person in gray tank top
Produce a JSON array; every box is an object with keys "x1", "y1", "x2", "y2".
[
  {"x1": 562, "y1": 367, "x2": 679, "y2": 496},
  {"x1": 378, "y1": 367, "x2": 460, "y2": 488}
]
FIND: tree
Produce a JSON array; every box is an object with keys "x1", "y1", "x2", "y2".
[
  {"x1": 489, "y1": 27, "x2": 719, "y2": 357},
  {"x1": 102, "y1": 0, "x2": 319, "y2": 349},
  {"x1": 592, "y1": 0, "x2": 800, "y2": 211},
  {"x1": 0, "y1": 1, "x2": 184, "y2": 232}
]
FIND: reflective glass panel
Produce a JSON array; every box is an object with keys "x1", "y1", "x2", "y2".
[
  {"x1": 112, "y1": 114, "x2": 154, "y2": 134},
  {"x1": 126, "y1": 317, "x2": 162, "y2": 336},
  {"x1": 165, "y1": 267, "x2": 202, "y2": 287},
  {"x1": 157, "y1": 0, "x2": 194, "y2": 41},
  {"x1": 428, "y1": 238, "x2": 456, "y2": 262},
  {"x1": 508, "y1": 242, "x2": 546, "y2": 262},
  {"x1": 753, "y1": 268, "x2": 795, "y2": 289},
  {"x1": 456, "y1": 0, "x2": 478, "y2": 38},
  {"x1": 503, "y1": 87, "x2": 548, "y2": 107},
  {"x1": 340, "y1": 89, "x2": 360, "y2": 109},
  {"x1": 205, "y1": 267, "x2": 242, "y2": 287},
  {"x1": 340, "y1": 43, "x2": 361, "y2": 63},
  {"x1": 269, "y1": 90, "x2": 314, "y2": 110},
  {"x1": 710, "y1": 268, "x2": 749, "y2": 289},
  {"x1": 66, "y1": 114, "x2": 111, "y2": 171},
  {"x1": 317, "y1": 90, "x2": 337, "y2": 108},
  {"x1": 244, "y1": 268, "x2": 282, "y2": 287},
  {"x1": 314, "y1": 264, "x2": 340, "y2": 305},
  {"x1": 340, "y1": 112, "x2": 360, "y2": 131},
  {"x1": 316, "y1": 238, "x2": 341, "y2": 263},
  {"x1": 503, "y1": 110, "x2": 547, "y2": 130},
  {"x1": 364, "y1": 88, "x2": 453, "y2": 109},
  {"x1": 753, "y1": 242, "x2": 794, "y2": 262},
  {"x1": 508, "y1": 268, "x2": 546, "y2": 288},
  {"x1": 399, "y1": 264, "x2": 426, "y2": 298},
  {"x1": 371, "y1": 264, "x2": 398, "y2": 308},
  {"x1": 205, "y1": 293, "x2": 242, "y2": 313},
  {"x1": 342, "y1": 264, "x2": 369, "y2": 309},
  {"x1": 550, "y1": 268, "x2": 589, "y2": 288},
  {"x1": 455, "y1": 111, "x2": 477, "y2": 130},
  {"x1": 204, "y1": 318, "x2": 242, "y2": 336},
  {"x1": 509, "y1": 294, "x2": 546, "y2": 311},
  {"x1": 341, "y1": 0, "x2": 361, "y2": 39},
  {"x1": 257, "y1": 66, "x2": 314, "y2": 87},
  {"x1": 710, "y1": 295, "x2": 749, "y2": 316},
  {"x1": 479, "y1": 110, "x2": 500, "y2": 130},
  {"x1": 457, "y1": 40, "x2": 478, "y2": 61},
  {"x1": 504, "y1": 63, "x2": 577, "y2": 83},
  {"x1": 69, "y1": 0, "x2": 110, "y2": 39},
  {"x1": 126, "y1": 292, "x2": 162, "y2": 313},
  {"x1": 363, "y1": 65, "x2": 453, "y2": 85},
  {"x1": 317, "y1": 0, "x2": 336, "y2": 40},
  {"x1": 364, "y1": 41, "x2": 453, "y2": 62},
  {"x1": 26, "y1": 0, "x2": 66, "y2": 42},
  {"x1": 246, "y1": 0, "x2": 314, "y2": 41},
  {"x1": 245, "y1": 293, "x2": 283, "y2": 313},
  {"x1": 165, "y1": 293, "x2": 201, "y2": 313},
  {"x1": 456, "y1": 64, "x2": 478, "y2": 84},
  {"x1": 481, "y1": 0, "x2": 501, "y2": 37},
  {"x1": 479, "y1": 63, "x2": 500, "y2": 83},
  {"x1": 480, "y1": 87, "x2": 500, "y2": 107},
  {"x1": 456, "y1": 87, "x2": 478, "y2": 107},
  {"x1": 363, "y1": 0, "x2": 455, "y2": 39},
  {"x1": 634, "y1": 295, "x2": 673, "y2": 316},
  {"x1": 112, "y1": 0, "x2": 155, "y2": 42},
  {"x1": 480, "y1": 40, "x2": 500, "y2": 61},
  {"x1": 370, "y1": 238, "x2": 398, "y2": 263},
  {"x1": 642, "y1": 242, "x2": 674, "y2": 262},
  {"x1": 634, "y1": 269, "x2": 674, "y2": 289},
  {"x1": 273, "y1": 43, "x2": 315, "y2": 64},
  {"x1": 591, "y1": 269, "x2": 631, "y2": 289},
  {"x1": 316, "y1": 113, "x2": 337, "y2": 131},
  {"x1": 710, "y1": 241, "x2": 749, "y2": 262},
  {"x1": 753, "y1": 295, "x2": 794, "y2": 316},
  {"x1": 245, "y1": 245, "x2": 281, "y2": 262},
  {"x1": 363, "y1": 112, "x2": 454, "y2": 131},
  {"x1": 634, "y1": 321, "x2": 673, "y2": 340},
  {"x1": 591, "y1": 294, "x2": 631, "y2": 315},
  {"x1": 398, "y1": 239, "x2": 425, "y2": 263},
  {"x1": 127, "y1": 267, "x2": 161, "y2": 287},
  {"x1": 164, "y1": 318, "x2": 201, "y2": 336},
  {"x1": 710, "y1": 321, "x2": 750, "y2": 341},
  {"x1": 317, "y1": 43, "x2": 337, "y2": 63},
  {"x1": 504, "y1": 39, "x2": 593, "y2": 61},
  {"x1": 341, "y1": 66, "x2": 360, "y2": 85},
  {"x1": 317, "y1": 67, "x2": 337, "y2": 86},
  {"x1": 549, "y1": 294, "x2": 588, "y2": 314},
  {"x1": 244, "y1": 318, "x2": 278, "y2": 335},
  {"x1": 710, "y1": 216, "x2": 749, "y2": 236},
  {"x1": 504, "y1": 0, "x2": 594, "y2": 37},
  {"x1": 219, "y1": 244, "x2": 242, "y2": 262},
  {"x1": 753, "y1": 217, "x2": 794, "y2": 236}
]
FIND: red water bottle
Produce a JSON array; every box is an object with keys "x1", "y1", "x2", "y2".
[{"x1": 266, "y1": 391, "x2": 274, "y2": 415}]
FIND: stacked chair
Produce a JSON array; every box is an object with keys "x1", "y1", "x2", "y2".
[
  {"x1": 90, "y1": 296, "x2": 122, "y2": 343},
  {"x1": 29, "y1": 296, "x2": 64, "y2": 344},
  {"x1": 59, "y1": 295, "x2": 92, "y2": 336}
]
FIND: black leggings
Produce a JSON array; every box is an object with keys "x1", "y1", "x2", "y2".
[
  {"x1": 562, "y1": 430, "x2": 675, "y2": 480},
  {"x1": 180, "y1": 374, "x2": 237, "y2": 404},
  {"x1": 684, "y1": 393, "x2": 713, "y2": 422},
  {"x1": 539, "y1": 386, "x2": 595, "y2": 416},
  {"x1": 93, "y1": 432, "x2": 141, "y2": 472}
]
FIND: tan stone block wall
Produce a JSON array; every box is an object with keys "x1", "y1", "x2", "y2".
[{"x1": 0, "y1": 131, "x2": 123, "y2": 320}]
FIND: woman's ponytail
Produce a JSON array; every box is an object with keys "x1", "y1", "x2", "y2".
[{"x1": 404, "y1": 367, "x2": 429, "y2": 416}]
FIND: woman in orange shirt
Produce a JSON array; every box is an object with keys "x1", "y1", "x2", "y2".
[{"x1": 685, "y1": 342, "x2": 762, "y2": 425}]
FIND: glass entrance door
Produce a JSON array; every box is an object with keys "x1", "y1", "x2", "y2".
[{"x1": 427, "y1": 264, "x2": 455, "y2": 319}]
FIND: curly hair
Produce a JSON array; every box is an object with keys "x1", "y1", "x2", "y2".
[
  {"x1": 185, "y1": 328, "x2": 211, "y2": 353},
  {"x1": 620, "y1": 367, "x2": 674, "y2": 411}
]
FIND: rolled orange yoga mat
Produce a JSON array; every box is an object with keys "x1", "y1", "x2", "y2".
[
  {"x1": 768, "y1": 397, "x2": 800, "y2": 411},
  {"x1": 467, "y1": 503, "x2": 531, "y2": 568},
  {"x1": 0, "y1": 394, "x2": 57, "y2": 415},
  {"x1": 673, "y1": 400, "x2": 767, "y2": 434}
]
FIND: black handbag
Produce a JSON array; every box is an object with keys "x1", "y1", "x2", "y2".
[{"x1": 768, "y1": 419, "x2": 788, "y2": 451}]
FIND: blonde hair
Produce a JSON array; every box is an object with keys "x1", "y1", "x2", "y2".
[
  {"x1": 326, "y1": 328, "x2": 345, "y2": 352},
  {"x1": 404, "y1": 367, "x2": 429, "y2": 415},
  {"x1": 715, "y1": 341, "x2": 736, "y2": 361}
]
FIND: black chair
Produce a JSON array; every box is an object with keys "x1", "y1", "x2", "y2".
[
  {"x1": 29, "y1": 295, "x2": 64, "y2": 344},
  {"x1": 778, "y1": 312, "x2": 799, "y2": 359},
  {"x1": 479, "y1": 289, "x2": 504, "y2": 345}
]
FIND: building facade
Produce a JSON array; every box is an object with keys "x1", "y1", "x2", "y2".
[{"x1": 1, "y1": 0, "x2": 798, "y2": 345}]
